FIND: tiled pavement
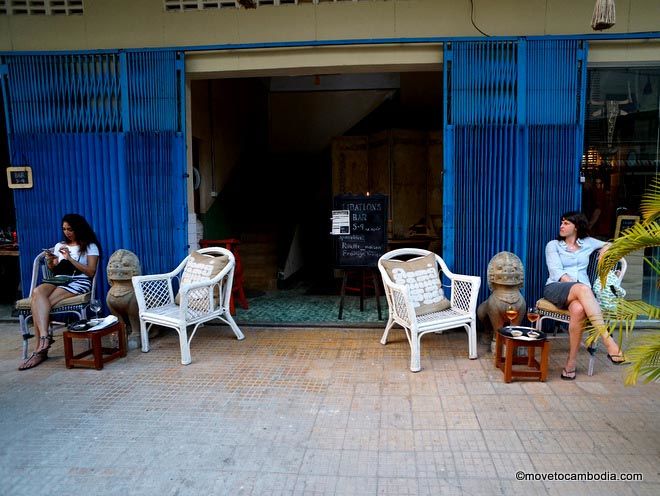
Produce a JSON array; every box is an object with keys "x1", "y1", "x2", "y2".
[{"x1": 0, "y1": 322, "x2": 658, "y2": 496}]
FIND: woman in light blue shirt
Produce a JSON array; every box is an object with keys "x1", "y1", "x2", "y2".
[{"x1": 544, "y1": 211, "x2": 625, "y2": 380}]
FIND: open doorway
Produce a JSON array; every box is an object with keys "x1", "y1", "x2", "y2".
[
  {"x1": 0, "y1": 95, "x2": 20, "y2": 309},
  {"x1": 189, "y1": 70, "x2": 443, "y2": 325}
]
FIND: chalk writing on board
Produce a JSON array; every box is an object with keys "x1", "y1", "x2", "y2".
[
  {"x1": 333, "y1": 194, "x2": 388, "y2": 267},
  {"x1": 6, "y1": 166, "x2": 33, "y2": 189}
]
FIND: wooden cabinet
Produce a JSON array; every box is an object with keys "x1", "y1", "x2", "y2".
[
  {"x1": 332, "y1": 129, "x2": 442, "y2": 242},
  {"x1": 331, "y1": 136, "x2": 369, "y2": 198}
]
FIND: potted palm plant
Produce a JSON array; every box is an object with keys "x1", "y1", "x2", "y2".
[{"x1": 589, "y1": 177, "x2": 660, "y2": 384}]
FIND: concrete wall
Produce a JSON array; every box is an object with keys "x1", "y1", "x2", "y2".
[{"x1": 1, "y1": 0, "x2": 658, "y2": 54}]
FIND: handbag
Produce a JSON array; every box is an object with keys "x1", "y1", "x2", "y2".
[
  {"x1": 42, "y1": 274, "x2": 76, "y2": 286},
  {"x1": 51, "y1": 259, "x2": 78, "y2": 276},
  {"x1": 593, "y1": 271, "x2": 626, "y2": 311}
]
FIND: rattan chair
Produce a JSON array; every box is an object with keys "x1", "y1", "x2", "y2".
[
  {"x1": 132, "y1": 247, "x2": 244, "y2": 365},
  {"x1": 378, "y1": 248, "x2": 481, "y2": 372}
]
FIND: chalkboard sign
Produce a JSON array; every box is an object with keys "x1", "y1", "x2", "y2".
[
  {"x1": 333, "y1": 194, "x2": 388, "y2": 267},
  {"x1": 6, "y1": 166, "x2": 33, "y2": 189},
  {"x1": 615, "y1": 215, "x2": 640, "y2": 238}
]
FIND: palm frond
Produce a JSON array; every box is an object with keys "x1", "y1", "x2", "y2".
[
  {"x1": 621, "y1": 333, "x2": 660, "y2": 385},
  {"x1": 589, "y1": 178, "x2": 660, "y2": 386},
  {"x1": 614, "y1": 299, "x2": 660, "y2": 320},
  {"x1": 584, "y1": 299, "x2": 660, "y2": 348},
  {"x1": 639, "y1": 177, "x2": 660, "y2": 223},
  {"x1": 598, "y1": 221, "x2": 660, "y2": 278}
]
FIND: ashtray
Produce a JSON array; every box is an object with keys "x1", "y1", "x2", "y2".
[
  {"x1": 67, "y1": 318, "x2": 105, "y2": 332},
  {"x1": 68, "y1": 319, "x2": 92, "y2": 332},
  {"x1": 499, "y1": 326, "x2": 546, "y2": 341}
]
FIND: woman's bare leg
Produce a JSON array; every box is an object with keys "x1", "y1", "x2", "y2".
[
  {"x1": 30, "y1": 284, "x2": 56, "y2": 352},
  {"x1": 566, "y1": 284, "x2": 603, "y2": 326},
  {"x1": 565, "y1": 300, "x2": 586, "y2": 373},
  {"x1": 565, "y1": 283, "x2": 623, "y2": 358},
  {"x1": 30, "y1": 286, "x2": 78, "y2": 353},
  {"x1": 601, "y1": 334, "x2": 624, "y2": 360}
]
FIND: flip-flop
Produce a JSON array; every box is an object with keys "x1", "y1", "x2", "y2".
[
  {"x1": 607, "y1": 354, "x2": 626, "y2": 365},
  {"x1": 18, "y1": 351, "x2": 47, "y2": 371},
  {"x1": 560, "y1": 368, "x2": 576, "y2": 380}
]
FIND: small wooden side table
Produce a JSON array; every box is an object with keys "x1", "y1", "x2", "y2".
[
  {"x1": 63, "y1": 322, "x2": 127, "y2": 370},
  {"x1": 495, "y1": 329, "x2": 550, "y2": 383}
]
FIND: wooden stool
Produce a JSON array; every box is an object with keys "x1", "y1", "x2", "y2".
[
  {"x1": 338, "y1": 267, "x2": 382, "y2": 320},
  {"x1": 494, "y1": 329, "x2": 550, "y2": 383},
  {"x1": 200, "y1": 239, "x2": 248, "y2": 315},
  {"x1": 63, "y1": 322, "x2": 127, "y2": 370}
]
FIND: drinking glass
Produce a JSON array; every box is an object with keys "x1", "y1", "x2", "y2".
[
  {"x1": 504, "y1": 305, "x2": 519, "y2": 327},
  {"x1": 89, "y1": 299, "x2": 102, "y2": 320},
  {"x1": 527, "y1": 306, "x2": 540, "y2": 326}
]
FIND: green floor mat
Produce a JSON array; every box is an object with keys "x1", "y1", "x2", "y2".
[{"x1": 233, "y1": 285, "x2": 384, "y2": 327}]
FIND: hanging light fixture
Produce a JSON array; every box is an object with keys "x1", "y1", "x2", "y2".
[{"x1": 591, "y1": 0, "x2": 616, "y2": 31}]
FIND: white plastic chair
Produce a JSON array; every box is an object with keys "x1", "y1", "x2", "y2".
[
  {"x1": 535, "y1": 257, "x2": 627, "y2": 376},
  {"x1": 132, "y1": 247, "x2": 244, "y2": 365},
  {"x1": 378, "y1": 248, "x2": 481, "y2": 372},
  {"x1": 15, "y1": 252, "x2": 98, "y2": 359}
]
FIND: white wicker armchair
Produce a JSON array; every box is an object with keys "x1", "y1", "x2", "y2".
[
  {"x1": 132, "y1": 247, "x2": 244, "y2": 365},
  {"x1": 378, "y1": 248, "x2": 481, "y2": 372}
]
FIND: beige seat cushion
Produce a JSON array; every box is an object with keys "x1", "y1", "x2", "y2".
[
  {"x1": 381, "y1": 253, "x2": 450, "y2": 316},
  {"x1": 175, "y1": 251, "x2": 229, "y2": 305},
  {"x1": 536, "y1": 298, "x2": 570, "y2": 316},
  {"x1": 15, "y1": 292, "x2": 90, "y2": 311}
]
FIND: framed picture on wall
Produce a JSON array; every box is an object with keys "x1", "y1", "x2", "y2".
[
  {"x1": 614, "y1": 215, "x2": 640, "y2": 238},
  {"x1": 6, "y1": 166, "x2": 33, "y2": 189}
]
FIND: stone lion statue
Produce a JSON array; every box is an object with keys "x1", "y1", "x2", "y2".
[
  {"x1": 106, "y1": 249, "x2": 141, "y2": 349},
  {"x1": 477, "y1": 251, "x2": 526, "y2": 344}
]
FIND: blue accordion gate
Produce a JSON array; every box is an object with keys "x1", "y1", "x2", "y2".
[
  {"x1": 443, "y1": 39, "x2": 587, "y2": 305},
  {"x1": 0, "y1": 51, "x2": 187, "y2": 296}
]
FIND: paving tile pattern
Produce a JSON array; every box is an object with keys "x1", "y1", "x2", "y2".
[
  {"x1": 234, "y1": 287, "x2": 384, "y2": 326},
  {"x1": 0, "y1": 323, "x2": 658, "y2": 495}
]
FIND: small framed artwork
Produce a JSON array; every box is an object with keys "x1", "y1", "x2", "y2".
[
  {"x1": 614, "y1": 215, "x2": 640, "y2": 238},
  {"x1": 6, "y1": 166, "x2": 33, "y2": 189}
]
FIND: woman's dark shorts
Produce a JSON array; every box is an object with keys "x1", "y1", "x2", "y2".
[{"x1": 543, "y1": 282, "x2": 581, "y2": 309}]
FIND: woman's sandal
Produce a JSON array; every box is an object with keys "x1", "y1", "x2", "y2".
[
  {"x1": 607, "y1": 353, "x2": 626, "y2": 365},
  {"x1": 37, "y1": 336, "x2": 54, "y2": 353},
  {"x1": 560, "y1": 368, "x2": 576, "y2": 380},
  {"x1": 18, "y1": 351, "x2": 48, "y2": 371}
]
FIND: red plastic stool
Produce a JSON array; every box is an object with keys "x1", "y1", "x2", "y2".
[{"x1": 199, "y1": 239, "x2": 248, "y2": 315}]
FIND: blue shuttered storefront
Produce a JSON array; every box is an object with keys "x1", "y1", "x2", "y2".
[
  {"x1": 1, "y1": 51, "x2": 187, "y2": 298},
  {"x1": 443, "y1": 39, "x2": 587, "y2": 305},
  {"x1": 1, "y1": 37, "x2": 590, "y2": 310}
]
